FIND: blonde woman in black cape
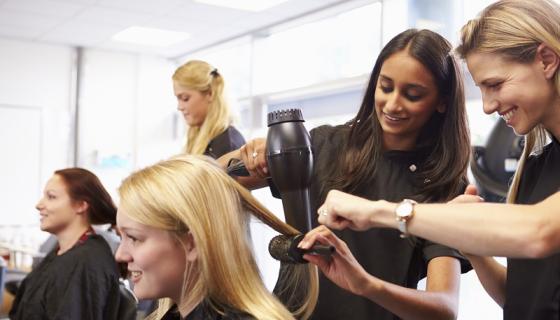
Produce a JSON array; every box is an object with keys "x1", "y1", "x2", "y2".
[{"x1": 115, "y1": 155, "x2": 318, "y2": 319}]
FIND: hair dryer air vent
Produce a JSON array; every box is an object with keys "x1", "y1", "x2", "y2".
[{"x1": 268, "y1": 109, "x2": 304, "y2": 126}]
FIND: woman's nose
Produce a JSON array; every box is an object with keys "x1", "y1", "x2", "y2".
[
  {"x1": 115, "y1": 242, "x2": 131, "y2": 263},
  {"x1": 383, "y1": 92, "x2": 403, "y2": 113},
  {"x1": 481, "y1": 92, "x2": 499, "y2": 115},
  {"x1": 177, "y1": 100, "x2": 188, "y2": 112},
  {"x1": 35, "y1": 198, "x2": 44, "y2": 211}
]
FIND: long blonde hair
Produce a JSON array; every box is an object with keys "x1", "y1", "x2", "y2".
[
  {"x1": 456, "y1": 0, "x2": 560, "y2": 203},
  {"x1": 118, "y1": 155, "x2": 318, "y2": 320},
  {"x1": 173, "y1": 60, "x2": 231, "y2": 155}
]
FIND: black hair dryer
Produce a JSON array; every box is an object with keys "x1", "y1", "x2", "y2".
[{"x1": 266, "y1": 109, "x2": 313, "y2": 233}]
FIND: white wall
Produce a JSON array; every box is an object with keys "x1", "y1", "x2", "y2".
[
  {"x1": 0, "y1": 38, "x2": 74, "y2": 230},
  {"x1": 0, "y1": 38, "x2": 179, "y2": 251},
  {"x1": 77, "y1": 49, "x2": 178, "y2": 200}
]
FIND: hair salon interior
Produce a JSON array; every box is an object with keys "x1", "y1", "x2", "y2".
[{"x1": 0, "y1": 0, "x2": 528, "y2": 319}]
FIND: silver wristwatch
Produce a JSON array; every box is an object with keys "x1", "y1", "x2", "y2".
[{"x1": 395, "y1": 199, "x2": 417, "y2": 238}]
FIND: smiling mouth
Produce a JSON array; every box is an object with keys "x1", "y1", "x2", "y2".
[
  {"x1": 130, "y1": 270, "x2": 142, "y2": 282},
  {"x1": 384, "y1": 113, "x2": 407, "y2": 121},
  {"x1": 500, "y1": 108, "x2": 517, "y2": 122}
]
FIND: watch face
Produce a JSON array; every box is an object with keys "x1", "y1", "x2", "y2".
[{"x1": 396, "y1": 201, "x2": 413, "y2": 218}]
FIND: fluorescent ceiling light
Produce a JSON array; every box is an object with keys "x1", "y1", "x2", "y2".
[
  {"x1": 112, "y1": 26, "x2": 190, "y2": 47},
  {"x1": 194, "y1": 0, "x2": 289, "y2": 12}
]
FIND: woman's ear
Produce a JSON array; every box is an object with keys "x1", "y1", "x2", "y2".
[
  {"x1": 205, "y1": 90, "x2": 213, "y2": 104},
  {"x1": 183, "y1": 232, "x2": 198, "y2": 262},
  {"x1": 536, "y1": 43, "x2": 560, "y2": 80},
  {"x1": 74, "y1": 200, "x2": 89, "y2": 215}
]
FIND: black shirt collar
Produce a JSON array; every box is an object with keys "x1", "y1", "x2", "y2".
[{"x1": 383, "y1": 144, "x2": 432, "y2": 164}]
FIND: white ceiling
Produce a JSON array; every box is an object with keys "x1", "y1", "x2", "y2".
[{"x1": 0, "y1": 0, "x2": 355, "y2": 58}]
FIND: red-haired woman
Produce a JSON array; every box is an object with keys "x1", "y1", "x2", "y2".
[{"x1": 10, "y1": 168, "x2": 133, "y2": 320}]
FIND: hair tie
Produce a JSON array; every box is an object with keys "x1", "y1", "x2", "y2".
[{"x1": 210, "y1": 68, "x2": 219, "y2": 77}]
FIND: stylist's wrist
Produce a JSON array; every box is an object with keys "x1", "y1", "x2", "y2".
[
  {"x1": 369, "y1": 200, "x2": 398, "y2": 229},
  {"x1": 356, "y1": 273, "x2": 383, "y2": 298}
]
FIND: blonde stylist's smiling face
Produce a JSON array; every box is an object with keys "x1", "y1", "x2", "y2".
[
  {"x1": 115, "y1": 208, "x2": 189, "y2": 301},
  {"x1": 466, "y1": 50, "x2": 559, "y2": 136}
]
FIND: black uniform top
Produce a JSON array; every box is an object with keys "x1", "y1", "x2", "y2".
[
  {"x1": 308, "y1": 125, "x2": 469, "y2": 320},
  {"x1": 504, "y1": 135, "x2": 560, "y2": 320},
  {"x1": 161, "y1": 302, "x2": 254, "y2": 320},
  {"x1": 204, "y1": 126, "x2": 245, "y2": 159},
  {"x1": 9, "y1": 234, "x2": 125, "y2": 320}
]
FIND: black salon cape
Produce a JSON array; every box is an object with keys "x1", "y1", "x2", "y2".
[
  {"x1": 10, "y1": 235, "x2": 124, "y2": 320},
  {"x1": 306, "y1": 125, "x2": 470, "y2": 320},
  {"x1": 204, "y1": 126, "x2": 245, "y2": 159},
  {"x1": 504, "y1": 135, "x2": 560, "y2": 319},
  {"x1": 161, "y1": 302, "x2": 254, "y2": 320}
]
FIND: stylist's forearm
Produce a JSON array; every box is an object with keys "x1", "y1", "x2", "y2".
[
  {"x1": 406, "y1": 203, "x2": 540, "y2": 257},
  {"x1": 369, "y1": 200, "x2": 400, "y2": 229}
]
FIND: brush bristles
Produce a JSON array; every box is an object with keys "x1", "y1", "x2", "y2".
[{"x1": 268, "y1": 234, "x2": 293, "y2": 262}]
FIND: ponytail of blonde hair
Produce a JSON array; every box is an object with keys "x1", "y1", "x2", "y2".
[{"x1": 173, "y1": 60, "x2": 231, "y2": 155}]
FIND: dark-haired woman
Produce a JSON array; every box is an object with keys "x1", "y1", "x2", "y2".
[
  {"x1": 220, "y1": 28, "x2": 471, "y2": 319},
  {"x1": 10, "y1": 168, "x2": 131, "y2": 320}
]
